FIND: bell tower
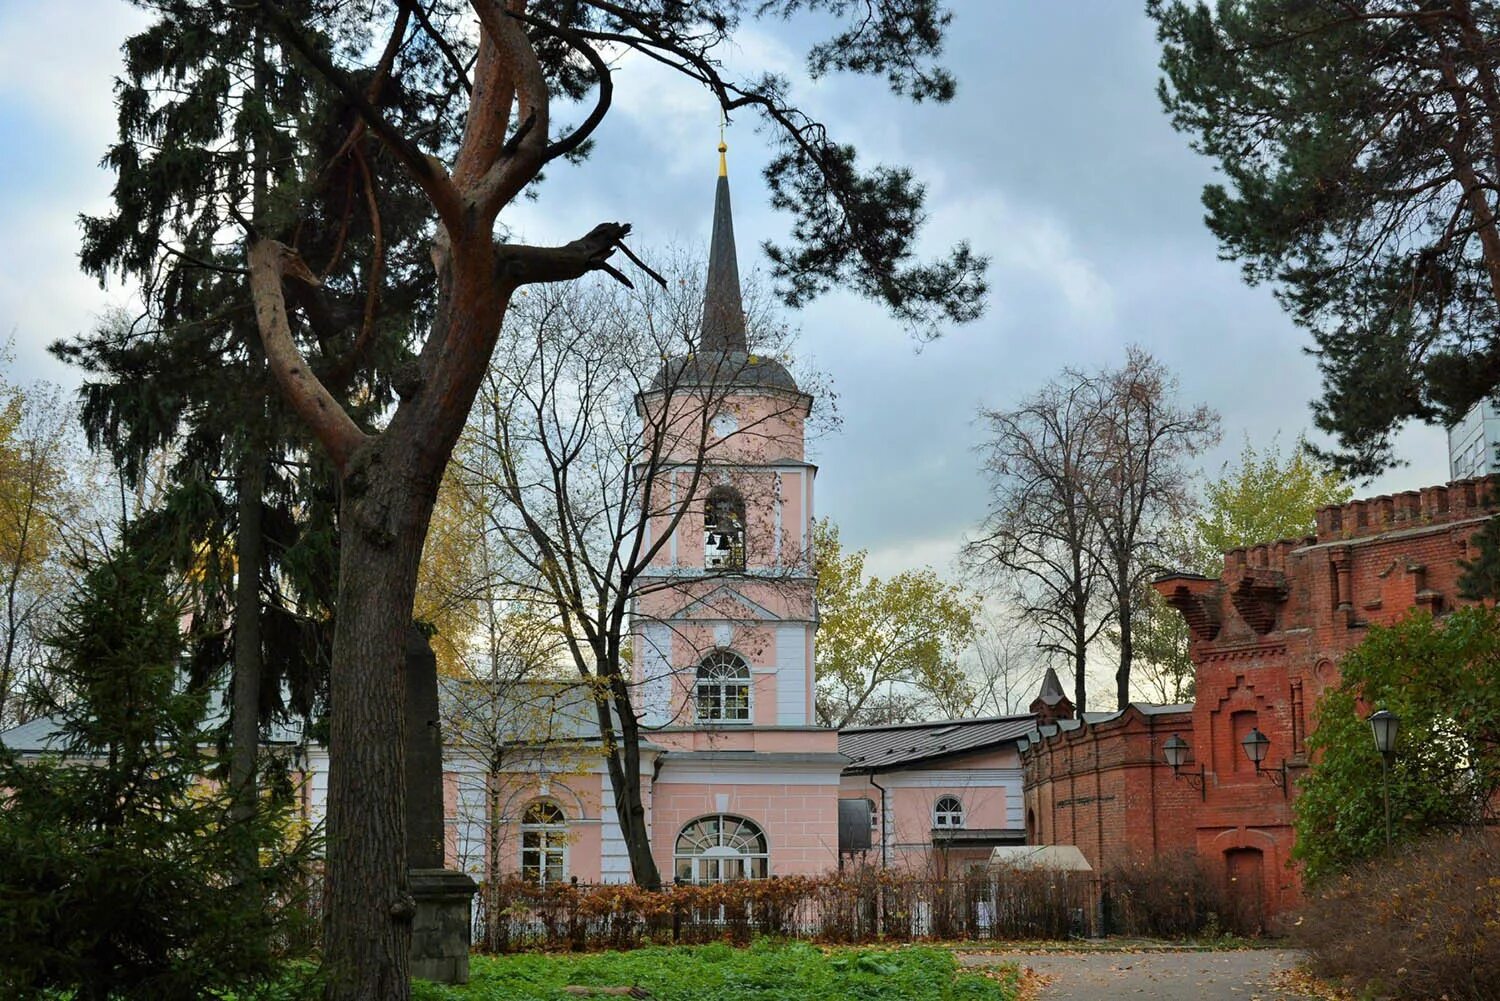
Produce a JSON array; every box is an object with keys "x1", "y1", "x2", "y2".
[{"x1": 631, "y1": 140, "x2": 820, "y2": 734}]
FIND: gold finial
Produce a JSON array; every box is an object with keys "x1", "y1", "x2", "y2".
[{"x1": 718, "y1": 113, "x2": 728, "y2": 176}]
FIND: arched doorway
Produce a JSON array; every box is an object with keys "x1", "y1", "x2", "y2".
[{"x1": 1224, "y1": 847, "x2": 1264, "y2": 933}]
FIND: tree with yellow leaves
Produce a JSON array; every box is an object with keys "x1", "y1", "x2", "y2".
[
  {"x1": 813, "y1": 519, "x2": 978, "y2": 728},
  {"x1": 0, "y1": 365, "x2": 86, "y2": 728}
]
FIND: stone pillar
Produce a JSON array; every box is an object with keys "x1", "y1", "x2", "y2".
[
  {"x1": 409, "y1": 868, "x2": 479, "y2": 984},
  {"x1": 404, "y1": 627, "x2": 477, "y2": 984}
]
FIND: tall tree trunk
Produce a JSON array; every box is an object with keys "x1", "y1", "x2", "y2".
[
  {"x1": 1115, "y1": 609, "x2": 1133, "y2": 711},
  {"x1": 604, "y1": 741, "x2": 663, "y2": 889},
  {"x1": 1114, "y1": 559, "x2": 1134, "y2": 710},
  {"x1": 230, "y1": 449, "x2": 266, "y2": 825},
  {"x1": 322, "y1": 453, "x2": 431, "y2": 1001},
  {"x1": 1072, "y1": 602, "x2": 1088, "y2": 716}
]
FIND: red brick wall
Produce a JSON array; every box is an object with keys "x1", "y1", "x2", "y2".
[{"x1": 1024, "y1": 475, "x2": 1500, "y2": 922}]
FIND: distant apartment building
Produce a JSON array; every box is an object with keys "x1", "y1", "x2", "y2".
[{"x1": 1448, "y1": 396, "x2": 1500, "y2": 480}]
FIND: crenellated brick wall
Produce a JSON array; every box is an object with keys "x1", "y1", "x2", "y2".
[{"x1": 1022, "y1": 474, "x2": 1500, "y2": 925}]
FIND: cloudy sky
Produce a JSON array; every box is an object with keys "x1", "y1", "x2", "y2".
[{"x1": 0, "y1": 1, "x2": 1452, "y2": 582}]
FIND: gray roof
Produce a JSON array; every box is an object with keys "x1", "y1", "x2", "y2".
[
  {"x1": 646, "y1": 148, "x2": 802, "y2": 397},
  {"x1": 648, "y1": 350, "x2": 803, "y2": 394},
  {"x1": 838, "y1": 714, "x2": 1036, "y2": 773},
  {"x1": 0, "y1": 715, "x2": 69, "y2": 753},
  {"x1": 1035, "y1": 667, "x2": 1068, "y2": 706}
]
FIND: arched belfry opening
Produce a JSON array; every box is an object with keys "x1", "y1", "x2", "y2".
[{"x1": 704, "y1": 485, "x2": 746, "y2": 570}]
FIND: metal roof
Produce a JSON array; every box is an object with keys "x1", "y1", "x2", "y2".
[
  {"x1": 838, "y1": 714, "x2": 1036, "y2": 773},
  {"x1": 0, "y1": 715, "x2": 69, "y2": 753}
]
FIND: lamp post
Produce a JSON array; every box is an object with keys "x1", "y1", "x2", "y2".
[
  {"x1": 1240, "y1": 727, "x2": 1289, "y2": 798},
  {"x1": 1368, "y1": 708, "x2": 1400, "y2": 849},
  {"x1": 1162, "y1": 733, "x2": 1205, "y2": 800}
]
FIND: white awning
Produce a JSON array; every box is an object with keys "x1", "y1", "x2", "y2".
[{"x1": 987, "y1": 844, "x2": 1093, "y2": 872}]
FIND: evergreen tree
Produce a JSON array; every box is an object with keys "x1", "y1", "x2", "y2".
[
  {"x1": 1150, "y1": 1, "x2": 1500, "y2": 478},
  {"x1": 89, "y1": 3, "x2": 988, "y2": 995},
  {"x1": 62, "y1": 1, "x2": 449, "y2": 811},
  {"x1": 0, "y1": 545, "x2": 313, "y2": 1001}
]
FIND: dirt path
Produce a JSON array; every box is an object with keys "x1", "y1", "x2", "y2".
[{"x1": 959, "y1": 948, "x2": 1314, "y2": 1001}]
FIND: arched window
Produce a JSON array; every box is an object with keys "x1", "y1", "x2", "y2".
[
  {"x1": 704, "y1": 486, "x2": 745, "y2": 570},
  {"x1": 520, "y1": 800, "x2": 568, "y2": 886},
  {"x1": 933, "y1": 795, "x2": 965, "y2": 829},
  {"x1": 674, "y1": 814, "x2": 769, "y2": 883},
  {"x1": 695, "y1": 650, "x2": 751, "y2": 724}
]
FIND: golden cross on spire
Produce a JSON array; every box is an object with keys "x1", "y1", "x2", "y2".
[{"x1": 718, "y1": 111, "x2": 728, "y2": 177}]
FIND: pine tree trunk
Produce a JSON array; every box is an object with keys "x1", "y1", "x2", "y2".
[
  {"x1": 322, "y1": 451, "x2": 431, "y2": 1001},
  {"x1": 230, "y1": 450, "x2": 265, "y2": 825}
]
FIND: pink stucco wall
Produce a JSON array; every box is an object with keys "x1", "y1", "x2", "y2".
[
  {"x1": 444, "y1": 766, "x2": 612, "y2": 884},
  {"x1": 650, "y1": 780, "x2": 840, "y2": 878}
]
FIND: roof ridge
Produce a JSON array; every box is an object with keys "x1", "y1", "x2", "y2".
[{"x1": 840, "y1": 713, "x2": 1033, "y2": 733}]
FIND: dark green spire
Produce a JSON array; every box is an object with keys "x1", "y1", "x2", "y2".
[{"x1": 700, "y1": 141, "x2": 747, "y2": 352}]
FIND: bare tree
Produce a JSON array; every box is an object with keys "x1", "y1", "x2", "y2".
[
  {"x1": 968, "y1": 350, "x2": 1218, "y2": 713},
  {"x1": 967, "y1": 374, "x2": 1112, "y2": 715},
  {"x1": 451, "y1": 256, "x2": 826, "y2": 887},
  {"x1": 1088, "y1": 347, "x2": 1218, "y2": 709},
  {"x1": 966, "y1": 608, "x2": 1048, "y2": 716}
]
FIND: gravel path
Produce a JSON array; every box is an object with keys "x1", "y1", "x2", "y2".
[{"x1": 958, "y1": 948, "x2": 1314, "y2": 1001}]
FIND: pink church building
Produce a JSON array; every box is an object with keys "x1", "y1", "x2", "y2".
[
  {"x1": 431, "y1": 147, "x2": 1033, "y2": 887},
  {"x1": 0, "y1": 146, "x2": 1037, "y2": 890}
]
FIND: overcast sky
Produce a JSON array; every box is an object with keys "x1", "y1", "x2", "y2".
[{"x1": 0, "y1": 1, "x2": 1452, "y2": 583}]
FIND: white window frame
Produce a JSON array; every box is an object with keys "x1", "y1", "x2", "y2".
[
  {"x1": 673, "y1": 814, "x2": 770, "y2": 884},
  {"x1": 933, "y1": 795, "x2": 965, "y2": 830},
  {"x1": 520, "y1": 800, "x2": 569, "y2": 887},
  {"x1": 694, "y1": 650, "x2": 752, "y2": 725}
]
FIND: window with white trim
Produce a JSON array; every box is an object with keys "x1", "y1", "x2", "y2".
[
  {"x1": 695, "y1": 650, "x2": 751, "y2": 724},
  {"x1": 674, "y1": 814, "x2": 769, "y2": 883},
  {"x1": 933, "y1": 795, "x2": 965, "y2": 829},
  {"x1": 520, "y1": 800, "x2": 568, "y2": 886}
]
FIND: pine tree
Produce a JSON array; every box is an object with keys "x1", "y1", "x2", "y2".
[
  {"x1": 0, "y1": 545, "x2": 313, "y2": 1001},
  {"x1": 89, "y1": 3, "x2": 989, "y2": 996},
  {"x1": 1150, "y1": 1, "x2": 1500, "y2": 478},
  {"x1": 62, "y1": 0, "x2": 447, "y2": 813}
]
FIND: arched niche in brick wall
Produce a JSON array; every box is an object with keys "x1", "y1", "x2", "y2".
[{"x1": 1209, "y1": 675, "x2": 1279, "y2": 783}]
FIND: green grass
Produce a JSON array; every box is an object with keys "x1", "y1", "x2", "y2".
[
  {"x1": 233, "y1": 941, "x2": 1019, "y2": 1001},
  {"x1": 410, "y1": 942, "x2": 1018, "y2": 1001}
]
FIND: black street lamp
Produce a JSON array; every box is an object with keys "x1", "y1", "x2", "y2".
[
  {"x1": 1162, "y1": 733, "x2": 1205, "y2": 800},
  {"x1": 1368, "y1": 708, "x2": 1401, "y2": 848},
  {"x1": 1240, "y1": 726, "x2": 1289, "y2": 798}
]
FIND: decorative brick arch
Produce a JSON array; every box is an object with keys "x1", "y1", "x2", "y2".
[
  {"x1": 1207, "y1": 825, "x2": 1279, "y2": 853},
  {"x1": 1208, "y1": 675, "x2": 1278, "y2": 781}
]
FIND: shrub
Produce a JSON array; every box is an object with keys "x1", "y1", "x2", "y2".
[
  {"x1": 1296, "y1": 829, "x2": 1500, "y2": 1001},
  {"x1": 1103, "y1": 853, "x2": 1233, "y2": 938},
  {"x1": 475, "y1": 865, "x2": 1097, "y2": 951}
]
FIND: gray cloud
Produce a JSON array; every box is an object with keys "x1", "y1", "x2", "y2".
[{"x1": 0, "y1": 1, "x2": 1450, "y2": 584}]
